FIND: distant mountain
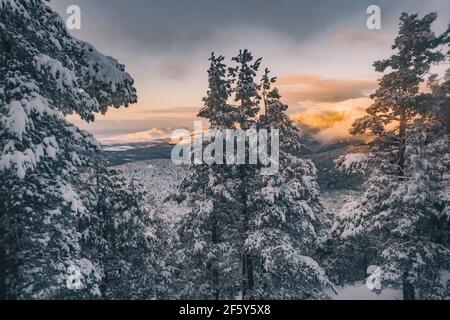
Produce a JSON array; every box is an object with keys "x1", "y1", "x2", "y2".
[
  {"x1": 103, "y1": 143, "x2": 174, "y2": 166},
  {"x1": 102, "y1": 131, "x2": 369, "y2": 190},
  {"x1": 305, "y1": 141, "x2": 367, "y2": 191}
]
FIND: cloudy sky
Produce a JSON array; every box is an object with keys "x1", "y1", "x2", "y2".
[{"x1": 49, "y1": 0, "x2": 450, "y2": 143}]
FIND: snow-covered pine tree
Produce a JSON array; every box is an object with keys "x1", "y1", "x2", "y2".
[
  {"x1": 350, "y1": 12, "x2": 445, "y2": 175},
  {"x1": 229, "y1": 49, "x2": 262, "y2": 130},
  {"x1": 330, "y1": 153, "x2": 387, "y2": 285},
  {"x1": 174, "y1": 164, "x2": 243, "y2": 299},
  {"x1": 108, "y1": 176, "x2": 163, "y2": 299},
  {"x1": 259, "y1": 68, "x2": 276, "y2": 121},
  {"x1": 198, "y1": 53, "x2": 237, "y2": 128},
  {"x1": 244, "y1": 76, "x2": 331, "y2": 299},
  {"x1": 228, "y1": 50, "x2": 263, "y2": 299},
  {"x1": 335, "y1": 126, "x2": 450, "y2": 299},
  {"x1": 335, "y1": 12, "x2": 450, "y2": 300},
  {"x1": 423, "y1": 70, "x2": 450, "y2": 246},
  {"x1": 175, "y1": 51, "x2": 331, "y2": 300},
  {"x1": 80, "y1": 154, "x2": 123, "y2": 299},
  {"x1": 426, "y1": 70, "x2": 450, "y2": 135},
  {"x1": 174, "y1": 53, "x2": 242, "y2": 299},
  {"x1": 0, "y1": 0, "x2": 136, "y2": 299},
  {"x1": 82, "y1": 154, "x2": 166, "y2": 300},
  {"x1": 321, "y1": 230, "x2": 374, "y2": 287}
]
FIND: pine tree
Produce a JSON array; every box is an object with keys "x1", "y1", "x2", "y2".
[
  {"x1": 335, "y1": 13, "x2": 450, "y2": 300},
  {"x1": 229, "y1": 49, "x2": 262, "y2": 130},
  {"x1": 245, "y1": 79, "x2": 331, "y2": 299},
  {"x1": 82, "y1": 154, "x2": 166, "y2": 300},
  {"x1": 423, "y1": 70, "x2": 450, "y2": 238},
  {"x1": 0, "y1": 0, "x2": 136, "y2": 299},
  {"x1": 427, "y1": 70, "x2": 450, "y2": 135},
  {"x1": 350, "y1": 13, "x2": 445, "y2": 175},
  {"x1": 80, "y1": 154, "x2": 122, "y2": 299},
  {"x1": 175, "y1": 51, "x2": 331, "y2": 300},
  {"x1": 198, "y1": 53, "x2": 236, "y2": 128},
  {"x1": 228, "y1": 50, "x2": 263, "y2": 299},
  {"x1": 335, "y1": 127, "x2": 450, "y2": 299},
  {"x1": 109, "y1": 177, "x2": 162, "y2": 299},
  {"x1": 174, "y1": 164, "x2": 242, "y2": 299},
  {"x1": 173, "y1": 53, "x2": 242, "y2": 299}
]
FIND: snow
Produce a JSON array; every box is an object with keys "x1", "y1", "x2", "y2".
[
  {"x1": 102, "y1": 145, "x2": 135, "y2": 152},
  {"x1": 440, "y1": 271, "x2": 450, "y2": 284},
  {"x1": 34, "y1": 54, "x2": 77, "y2": 91},
  {"x1": 327, "y1": 283, "x2": 402, "y2": 300},
  {"x1": 98, "y1": 128, "x2": 176, "y2": 145},
  {"x1": 116, "y1": 159, "x2": 189, "y2": 225},
  {"x1": 0, "y1": 150, "x2": 33, "y2": 179},
  {"x1": 0, "y1": 0, "x2": 25, "y2": 13},
  {"x1": 335, "y1": 153, "x2": 371, "y2": 175},
  {"x1": 59, "y1": 183, "x2": 86, "y2": 215},
  {"x1": 82, "y1": 42, "x2": 134, "y2": 93},
  {"x1": 194, "y1": 241, "x2": 205, "y2": 253},
  {"x1": 3, "y1": 100, "x2": 28, "y2": 140}
]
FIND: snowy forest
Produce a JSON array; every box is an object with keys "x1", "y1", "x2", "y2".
[{"x1": 0, "y1": 0, "x2": 450, "y2": 300}]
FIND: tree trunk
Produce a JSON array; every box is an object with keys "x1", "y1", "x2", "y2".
[
  {"x1": 0, "y1": 200, "x2": 7, "y2": 300},
  {"x1": 241, "y1": 253, "x2": 254, "y2": 299},
  {"x1": 247, "y1": 255, "x2": 254, "y2": 292},
  {"x1": 212, "y1": 268, "x2": 219, "y2": 300},
  {"x1": 445, "y1": 105, "x2": 450, "y2": 135},
  {"x1": 240, "y1": 167, "x2": 254, "y2": 300},
  {"x1": 447, "y1": 219, "x2": 450, "y2": 248},
  {"x1": 0, "y1": 239, "x2": 6, "y2": 300},
  {"x1": 241, "y1": 252, "x2": 247, "y2": 300},
  {"x1": 211, "y1": 211, "x2": 219, "y2": 300},
  {"x1": 402, "y1": 272, "x2": 415, "y2": 300},
  {"x1": 363, "y1": 251, "x2": 368, "y2": 279},
  {"x1": 398, "y1": 108, "x2": 407, "y2": 175}
]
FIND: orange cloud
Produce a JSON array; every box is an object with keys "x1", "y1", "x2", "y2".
[
  {"x1": 291, "y1": 110, "x2": 349, "y2": 130},
  {"x1": 289, "y1": 98, "x2": 372, "y2": 143},
  {"x1": 277, "y1": 74, "x2": 377, "y2": 104}
]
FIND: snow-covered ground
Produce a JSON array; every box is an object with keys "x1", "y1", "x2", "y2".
[
  {"x1": 117, "y1": 159, "x2": 189, "y2": 226},
  {"x1": 328, "y1": 284, "x2": 402, "y2": 300},
  {"x1": 322, "y1": 190, "x2": 404, "y2": 300},
  {"x1": 321, "y1": 189, "x2": 361, "y2": 216},
  {"x1": 117, "y1": 159, "x2": 185, "y2": 200}
]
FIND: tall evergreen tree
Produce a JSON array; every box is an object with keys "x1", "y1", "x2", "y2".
[
  {"x1": 198, "y1": 53, "x2": 236, "y2": 128},
  {"x1": 335, "y1": 126, "x2": 450, "y2": 299},
  {"x1": 229, "y1": 49, "x2": 262, "y2": 130},
  {"x1": 82, "y1": 154, "x2": 167, "y2": 300},
  {"x1": 335, "y1": 12, "x2": 450, "y2": 300},
  {"x1": 245, "y1": 83, "x2": 332, "y2": 299},
  {"x1": 174, "y1": 53, "x2": 242, "y2": 299},
  {"x1": 175, "y1": 51, "x2": 331, "y2": 300},
  {"x1": 0, "y1": 0, "x2": 136, "y2": 299},
  {"x1": 228, "y1": 50, "x2": 263, "y2": 299},
  {"x1": 350, "y1": 12, "x2": 445, "y2": 175}
]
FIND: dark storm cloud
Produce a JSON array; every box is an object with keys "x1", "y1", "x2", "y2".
[{"x1": 50, "y1": 0, "x2": 449, "y2": 55}]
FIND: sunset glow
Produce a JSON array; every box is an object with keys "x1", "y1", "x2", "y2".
[{"x1": 48, "y1": 0, "x2": 450, "y2": 142}]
